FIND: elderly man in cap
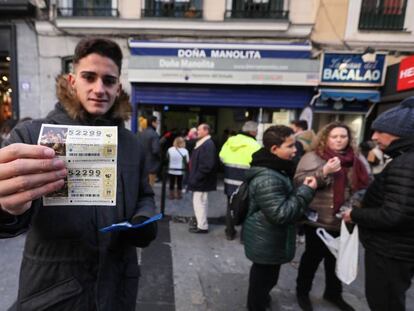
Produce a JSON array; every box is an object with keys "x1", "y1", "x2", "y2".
[
  {"x1": 343, "y1": 97, "x2": 414, "y2": 311},
  {"x1": 219, "y1": 121, "x2": 261, "y2": 240}
]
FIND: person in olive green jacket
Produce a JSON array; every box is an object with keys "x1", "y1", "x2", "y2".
[{"x1": 243, "y1": 125, "x2": 317, "y2": 311}]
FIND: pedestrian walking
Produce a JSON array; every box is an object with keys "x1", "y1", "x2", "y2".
[
  {"x1": 0, "y1": 37, "x2": 157, "y2": 311},
  {"x1": 139, "y1": 115, "x2": 161, "y2": 186},
  {"x1": 295, "y1": 122, "x2": 370, "y2": 311},
  {"x1": 290, "y1": 120, "x2": 316, "y2": 154},
  {"x1": 343, "y1": 97, "x2": 414, "y2": 311},
  {"x1": 167, "y1": 136, "x2": 189, "y2": 200},
  {"x1": 219, "y1": 120, "x2": 260, "y2": 240},
  {"x1": 243, "y1": 125, "x2": 317, "y2": 311},
  {"x1": 187, "y1": 123, "x2": 218, "y2": 233}
]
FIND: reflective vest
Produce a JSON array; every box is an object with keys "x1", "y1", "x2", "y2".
[{"x1": 219, "y1": 134, "x2": 261, "y2": 196}]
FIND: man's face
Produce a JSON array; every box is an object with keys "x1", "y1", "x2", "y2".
[
  {"x1": 372, "y1": 131, "x2": 400, "y2": 150},
  {"x1": 197, "y1": 125, "x2": 208, "y2": 139},
  {"x1": 271, "y1": 135, "x2": 297, "y2": 160},
  {"x1": 68, "y1": 53, "x2": 121, "y2": 116}
]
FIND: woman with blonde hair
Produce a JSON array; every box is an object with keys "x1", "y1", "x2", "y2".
[
  {"x1": 294, "y1": 122, "x2": 370, "y2": 311},
  {"x1": 167, "y1": 136, "x2": 189, "y2": 199}
]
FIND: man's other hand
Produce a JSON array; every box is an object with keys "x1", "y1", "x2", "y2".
[{"x1": 342, "y1": 209, "x2": 353, "y2": 223}]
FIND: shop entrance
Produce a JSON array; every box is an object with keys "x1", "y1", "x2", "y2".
[
  {"x1": 0, "y1": 25, "x2": 18, "y2": 146},
  {"x1": 138, "y1": 104, "x2": 259, "y2": 149}
]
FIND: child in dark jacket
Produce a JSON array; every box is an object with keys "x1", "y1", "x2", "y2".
[{"x1": 243, "y1": 125, "x2": 317, "y2": 311}]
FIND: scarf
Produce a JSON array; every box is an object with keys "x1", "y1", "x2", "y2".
[
  {"x1": 318, "y1": 147, "x2": 370, "y2": 213},
  {"x1": 251, "y1": 148, "x2": 296, "y2": 179}
]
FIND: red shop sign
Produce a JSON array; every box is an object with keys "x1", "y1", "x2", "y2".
[{"x1": 397, "y1": 55, "x2": 414, "y2": 92}]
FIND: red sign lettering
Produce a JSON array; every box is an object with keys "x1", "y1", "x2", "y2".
[{"x1": 397, "y1": 55, "x2": 414, "y2": 91}]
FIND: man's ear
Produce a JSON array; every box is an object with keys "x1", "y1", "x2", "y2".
[
  {"x1": 67, "y1": 73, "x2": 76, "y2": 88},
  {"x1": 117, "y1": 83, "x2": 122, "y2": 97},
  {"x1": 270, "y1": 145, "x2": 278, "y2": 155}
]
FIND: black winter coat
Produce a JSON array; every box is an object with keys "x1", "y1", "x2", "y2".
[
  {"x1": 351, "y1": 137, "x2": 414, "y2": 262},
  {"x1": 187, "y1": 138, "x2": 218, "y2": 192},
  {"x1": 0, "y1": 100, "x2": 157, "y2": 310}
]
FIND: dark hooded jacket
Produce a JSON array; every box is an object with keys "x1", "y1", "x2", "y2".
[
  {"x1": 351, "y1": 137, "x2": 414, "y2": 262},
  {"x1": 0, "y1": 76, "x2": 157, "y2": 311}
]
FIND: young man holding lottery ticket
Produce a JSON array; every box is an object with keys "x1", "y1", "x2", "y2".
[{"x1": 0, "y1": 38, "x2": 157, "y2": 310}]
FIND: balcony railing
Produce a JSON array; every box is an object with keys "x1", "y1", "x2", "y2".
[
  {"x1": 57, "y1": 7, "x2": 119, "y2": 17},
  {"x1": 359, "y1": 0, "x2": 407, "y2": 30},
  {"x1": 142, "y1": 3, "x2": 202, "y2": 18},
  {"x1": 225, "y1": 9, "x2": 288, "y2": 19},
  {"x1": 225, "y1": 1, "x2": 288, "y2": 19}
]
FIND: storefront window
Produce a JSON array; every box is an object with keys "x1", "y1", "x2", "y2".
[{"x1": 0, "y1": 55, "x2": 12, "y2": 124}]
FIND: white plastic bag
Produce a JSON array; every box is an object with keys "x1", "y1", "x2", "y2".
[
  {"x1": 316, "y1": 226, "x2": 339, "y2": 257},
  {"x1": 316, "y1": 220, "x2": 359, "y2": 285}
]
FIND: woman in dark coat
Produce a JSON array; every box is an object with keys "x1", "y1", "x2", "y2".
[{"x1": 294, "y1": 122, "x2": 370, "y2": 311}]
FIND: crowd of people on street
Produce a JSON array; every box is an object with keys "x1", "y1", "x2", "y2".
[
  {"x1": 0, "y1": 36, "x2": 413, "y2": 311},
  {"x1": 138, "y1": 101, "x2": 414, "y2": 311}
]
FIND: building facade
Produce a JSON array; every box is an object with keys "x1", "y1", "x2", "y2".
[
  {"x1": 311, "y1": 0, "x2": 414, "y2": 139},
  {"x1": 15, "y1": 0, "x2": 319, "y2": 144},
  {"x1": 6, "y1": 0, "x2": 413, "y2": 142}
]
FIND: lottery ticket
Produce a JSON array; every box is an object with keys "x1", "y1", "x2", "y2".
[{"x1": 38, "y1": 124, "x2": 117, "y2": 206}]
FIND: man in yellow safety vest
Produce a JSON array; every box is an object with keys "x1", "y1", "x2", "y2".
[{"x1": 219, "y1": 121, "x2": 261, "y2": 240}]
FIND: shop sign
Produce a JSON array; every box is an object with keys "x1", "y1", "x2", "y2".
[
  {"x1": 320, "y1": 52, "x2": 387, "y2": 87},
  {"x1": 128, "y1": 41, "x2": 319, "y2": 86},
  {"x1": 397, "y1": 55, "x2": 414, "y2": 92},
  {"x1": 129, "y1": 40, "x2": 313, "y2": 59},
  {"x1": 272, "y1": 111, "x2": 291, "y2": 126}
]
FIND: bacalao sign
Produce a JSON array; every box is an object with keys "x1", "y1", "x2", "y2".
[
  {"x1": 320, "y1": 52, "x2": 387, "y2": 87},
  {"x1": 128, "y1": 40, "x2": 319, "y2": 86},
  {"x1": 397, "y1": 55, "x2": 414, "y2": 92}
]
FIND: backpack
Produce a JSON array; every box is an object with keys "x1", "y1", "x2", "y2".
[{"x1": 229, "y1": 181, "x2": 250, "y2": 225}]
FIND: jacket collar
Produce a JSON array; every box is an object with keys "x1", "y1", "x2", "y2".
[
  {"x1": 384, "y1": 137, "x2": 414, "y2": 158},
  {"x1": 251, "y1": 148, "x2": 295, "y2": 179},
  {"x1": 195, "y1": 135, "x2": 211, "y2": 149}
]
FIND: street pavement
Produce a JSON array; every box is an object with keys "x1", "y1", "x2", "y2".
[{"x1": 1, "y1": 181, "x2": 414, "y2": 311}]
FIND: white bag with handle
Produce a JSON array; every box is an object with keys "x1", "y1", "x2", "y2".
[{"x1": 316, "y1": 220, "x2": 359, "y2": 285}]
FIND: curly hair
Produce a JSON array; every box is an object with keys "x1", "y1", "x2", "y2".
[{"x1": 313, "y1": 121, "x2": 355, "y2": 155}]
